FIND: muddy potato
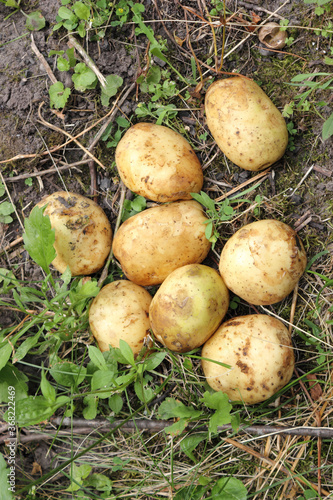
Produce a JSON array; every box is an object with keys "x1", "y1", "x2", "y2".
[
  {"x1": 89, "y1": 280, "x2": 152, "y2": 355},
  {"x1": 112, "y1": 200, "x2": 211, "y2": 286},
  {"x1": 150, "y1": 264, "x2": 229, "y2": 353},
  {"x1": 219, "y1": 219, "x2": 307, "y2": 305},
  {"x1": 115, "y1": 123, "x2": 203, "y2": 202},
  {"x1": 37, "y1": 191, "x2": 112, "y2": 276},
  {"x1": 205, "y1": 77, "x2": 288, "y2": 171},
  {"x1": 201, "y1": 314, "x2": 294, "y2": 404}
]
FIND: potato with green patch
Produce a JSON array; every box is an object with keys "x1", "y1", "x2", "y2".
[
  {"x1": 37, "y1": 191, "x2": 112, "y2": 276},
  {"x1": 89, "y1": 280, "x2": 152, "y2": 355},
  {"x1": 112, "y1": 200, "x2": 211, "y2": 286},
  {"x1": 149, "y1": 264, "x2": 229, "y2": 353},
  {"x1": 219, "y1": 219, "x2": 307, "y2": 305},
  {"x1": 115, "y1": 122, "x2": 203, "y2": 202},
  {"x1": 201, "y1": 314, "x2": 294, "y2": 404},
  {"x1": 205, "y1": 77, "x2": 288, "y2": 171}
]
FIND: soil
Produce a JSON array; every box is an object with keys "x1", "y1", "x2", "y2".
[{"x1": 0, "y1": 0, "x2": 332, "y2": 496}]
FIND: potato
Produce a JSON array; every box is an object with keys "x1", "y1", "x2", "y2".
[
  {"x1": 219, "y1": 219, "x2": 307, "y2": 305},
  {"x1": 150, "y1": 264, "x2": 229, "y2": 353},
  {"x1": 115, "y1": 123, "x2": 203, "y2": 202},
  {"x1": 113, "y1": 200, "x2": 211, "y2": 286},
  {"x1": 89, "y1": 280, "x2": 152, "y2": 355},
  {"x1": 201, "y1": 314, "x2": 295, "y2": 404},
  {"x1": 37, "y1": 191, "x2": 112, "y2": 276},
  {"x1": 205, "y1": 77, "x2": 288, "y2": 171}
]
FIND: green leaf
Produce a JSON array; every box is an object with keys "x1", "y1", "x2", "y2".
[
  {"x1": 85, "y1": 473, "x2": 112, "y2": 493},
  {"x1": 13, "y1": 330, "x2": 42, "y2": 363},
  {"x1": 4, "y1": 0, "x2": 20, "y2": 8},
  {"x1": 0, "y1": 364, "x2": 28, "y2": 403},
  {"x1": 131, "y1": 195, "x2": 146, "y2": 212},
  {"x1": 73, "y1": 1, "x2": 90, "y2": 20},
  {"x1": 158, "y1": 398, "x2": 202, "y2": 420},
  {"x1": 57, "y1": 56, "x2": 70, "y2": 71},
  {"x1": 72, "y1": 63, "x2": 97, "y2": 91},
  {"x1": 49, "y1": 80, "x2": 71, "y2": 108},
  {"x1": 9, "y1": 395, "x2": 70, "y2": 427},
  {"x1": 23, "y1": 205, "x2": 56, "y2": 274},
  {"x1": 108, "y1": 393, "x2": 123, "y2": 414},
  {"x1": 88, "y1": 345, "x2": 107, "y2": 371},
  {"x1": 322, "y1": 112, "x2": 333, "y2": 141},
  {"x1": 91, "y1": 370, "x2": 115, "y2": 397},
  {"x1": 66, "y1": 463, "x2": 92, "y2": 492},
  {"x1": 41, "y1": 369, "x2": 56, "y2": 404},
  {"x1": 134, "y1": 378, "x2": 154, "y2": 402},
  {"x1": 0, "y1": 453, "x2": 14, "y2": 500},
  {"x1": 163, "y1": 418, "x2": 188, "y2": 436},
  {"x1": 119, "y1": 339, "x2": 135, "y2": 366},
  {"x1": 58, "y1": 6, "x2": 77, "y2": 21},
  {"x1": 0, "y1": 201, "x2": 15, "y2": 216},
  {"x1": 202, "y1": 391, "x2": 233, "y2": 434},
  {"x1": 143, "y1": 351, "x2": 166, "y2": 372},
  {"x1": 66, "y1": 47, "x2": 76, "y2": 67},
  {"x1": 100, "y1": 74, "x2": 123, "y2": 104},
  {"x1": 26, "y1": 11, "x2": 46, "y2": 31},
  {"x1": 49, "y1": 360, "x2": 87, "y2": 388},
  {"x1": 180, "y1": 433, "x2": 207, "y2": 462},
  {"x1": 211, "y1": 477, "x2": 247, "y2": 500},
  {"x1": 0, "y1": 342, "x2": 13, "y2": 372},
  {"x1": 83, "y1": 394, "x2": 98, "y2": 419}
]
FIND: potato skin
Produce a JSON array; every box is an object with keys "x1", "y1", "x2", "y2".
[
  {"x1": 150, "y1": 264, "x2": 229, "y2": 353},
  {"x1": 219, "y1": 219, "x2": 307, "y2": 305},
  {"x1": 205, "y1": 77, "x2": 288, "y2": 171},
  {"x1": 89, "y1": 280, "x2": 152, "y2": 355},
  {"x1": 201, "y1": 314, "x2": 295, "y2": 404},
  {"x1": 112, "y1": 200, "x2": 211, "y2": 286},
  {"x1": 115, "y1": 123, "x2": 203, "y2": 202},
  {"x1": 37, "y1": 191, "x2": 112, "y2": 276}
]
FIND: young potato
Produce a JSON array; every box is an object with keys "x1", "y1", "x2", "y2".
[
  {"x1": 115, "y1": 122, "x2": 203, "y2": 202},
  {"x1": 37, "y1": 191, "x2": 112, "y2": 276},
  {"x1": 219, "y1": 219, "x2": 307, "y2": 305},
  {"x1": 89, "y1": 280, "x2": 152, "y2": 355},
  {"x1": 150, "y1": 264, "x2": 229, "y2": 353},
  {"x1": 205, "y1": 77, "x2": 288, "y2": 171},
  {"x1": 113, "y1": 200, "x2": 211, "y2": 286},
  {"x1": 201, "y1": 314, "x2": 295, "y2": 404}
]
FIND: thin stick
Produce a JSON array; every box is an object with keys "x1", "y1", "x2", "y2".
[
  {"x1": 214, "y1": 169, "x2": 270, "y2": 202},
  {"x1": 67, "y1": 34, "x2": 107, "y2": 88},
  {"x1": 0, "y1": 92, "x2": 124, "y2": 165},
  {"x1": 30, "y1": 34, "x2": 57, "y2": 84},
  {"x1": 223, "y1": 436, "x2": 329, "y2": 497},
  {"x1": 4, "y1": 163, "x2": 83, "y2": 182},
  {"x1": 97, "y1": 182, "x2": 127, "y2": 287},
  {"x1": 37, "y1": 103, "x2": 107, "y2": 170}
]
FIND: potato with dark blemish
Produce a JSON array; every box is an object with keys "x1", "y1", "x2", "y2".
[
  {"x1": 205, "y1": 77, "x2": 288, "y2": 171},
  {"x1": 115, "y1": 123, "x2": 203, "y2": 202},
  {"x1": 201, "y1": 314, "x2": 294, "y2": 403},
  {"x1": 89, "y1": 280, "x2": 152, "y2": 356},
  {"x1": 113, "y1": 200, "x2": 211, "y2": 286},
  {"x1": 36, "y1": 191, "x2": 112, "y2": 276},
  {"x1": 219, "y1": 219, "x2": 307, "y2": 305},
  {"x1": 149, "y1": 264, "x2": 229, "y2": 353}
]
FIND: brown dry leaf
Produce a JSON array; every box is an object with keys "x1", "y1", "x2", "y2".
[
  {"x1": 174, "y1": 32, "x2": 185, "y2": 47},
  {"x1": 306, "y1": 373, "x2": 322, "y2": 401},
  {"x1": 50, "y1": 108, "x2": 66, "y2": 120},
  {"x1": 250, "y1": 11, "x2": 261, "y2": 24},
  {"x1": 31, "y1": 461, "x2": 42, "y2": 475}
]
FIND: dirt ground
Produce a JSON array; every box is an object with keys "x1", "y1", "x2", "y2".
[{"x1": 0, "y1": 0, "x2": 332, "y2": 496}]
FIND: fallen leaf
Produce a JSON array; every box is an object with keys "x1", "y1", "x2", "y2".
[
  {"x1": 31, "y1": 461, "x2": 42, "y2": 475},
  {"x1": 306, "y1": 374, "x2": 322, "y2": 401}
]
